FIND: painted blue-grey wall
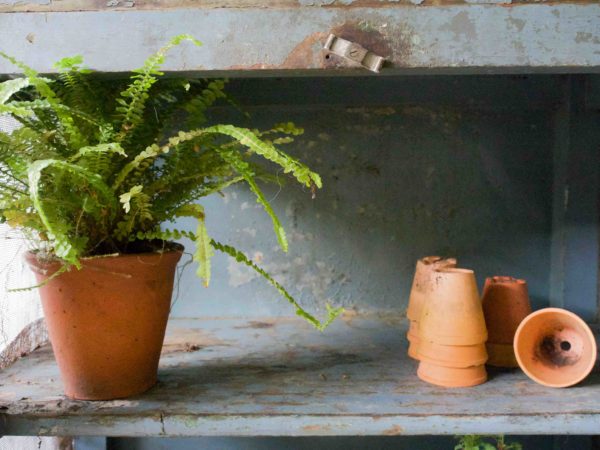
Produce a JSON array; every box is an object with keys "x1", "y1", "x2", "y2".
[
  {"x1": 104, "y1": 75, "x2": 599, "y2": 450},
  {"x1": 170, "y1": 75, "x2": 560, "y2": 321}
]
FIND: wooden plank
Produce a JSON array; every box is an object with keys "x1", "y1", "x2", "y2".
[
  {"x1": 0, "y1": 0, "x2": 596, "y2": 13},
  {"x1": 550, "y1": 76, "x2": 600, "y2": 321},
  {"x1": 0, "y1": 316, "x2": 599, "y2": 437},
  {"x1": 0, "y1": 4, "x2": 599, "y2": 75}
]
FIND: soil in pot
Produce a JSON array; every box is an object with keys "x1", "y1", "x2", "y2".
[{"x1": 26, "y1": 242, "x2": 183, "y2": 400}]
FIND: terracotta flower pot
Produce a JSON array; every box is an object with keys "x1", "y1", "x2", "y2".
[
  {"x1": 514, "y1": 308, "x2": 597, "y2": 388},
  {"x1": 417, "y1": 361, "x2": 487, "y2": 388},
  {"x1": 25, "y1": 244, "x2": 183, "y2": 400},
  {"x1": 419, "y1": 268, "x2": 487, "y2": 346},
  {"x1": 407, "y1": 321, "x2": 420, "y2": 360},
  {"x1": 418, "y1": 340, "x2": 487, "y2": 368},
  {"x1": 406, "y1": 256, "x2": 457, "y2": 360},
  {"x1": 482, "y1": 276, "x2": 532, "y2": 368},
  {"x1": 487, "y1": 343, "x2": 519, "y2": 368}
]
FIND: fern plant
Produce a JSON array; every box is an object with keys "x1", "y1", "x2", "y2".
[
  {"x1": 455, "y1": 435, "x2": 523, "y2": 450},
  {"x1": 0, "y1": 35, "x2": 342, "y2": 330}
]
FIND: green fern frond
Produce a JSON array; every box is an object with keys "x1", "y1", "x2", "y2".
[
  {"x1": 69, "y1": 143, "x2": 126, "y2": 162},
  {"x1": 8, "y1": 263, "x2": 71, "y2": 293},
  {"x1": 28, "y1": 159, "x2": 116, "y2": 265},
  {"x1": 0, "y1": 52, "x2": 86, "y2": 149},
  {"x1": 131, "y1": 227, "x2": 196, "y2": 242},
  {"x1": 174, "y1": 203, "x2": 214, "y2": 287},
  {"x1": 0, "y1": 52, "x2": 57, "y2": 102},
  {"x1": 204, "y1": 125, "x2": 322, "y2": 189},
  {"x1": 6, "y1": 100, "x2": 104, "y2": 129},
  {"x1": 114, "y1": 184, "x2": 153, "y2": 240},
  {"x1": 141, "y1": 127, "x2": 291, "y2": 251},
  {"x1": 0, "y1": 78, "x2": 30, "y2": 104},
  {"x1": 0, "y1": 103, "x2": 34, "y2": 117},
  {"x1": 183, "y1": 79, "x2": 228, "y2": 130},
  {"x1": 216, "y1": 148, "x2": 288, "y2": 252},
  {"x1": 210, "y1": 240, "x2": 343, "y2": 331},
  {"x1": 114, "y1": 35, "x2": 201, "y2": 144},
  {"x1": 2, "y1": 209, "x2": 42, "y2": 230},
  {"x1": 53, "y1": 55, "x2": 88, "y2": 72},
  {"x1": 112, "y1": 143, "x2": 163, "y2": 190}
]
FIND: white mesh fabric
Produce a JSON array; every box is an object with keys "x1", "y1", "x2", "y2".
[
  {"x1": 0, "y1": 116, "x2": 55, "y2": 446},
  {"x1": 0, "y1": 114, "x2": 43, "y2": 355}
]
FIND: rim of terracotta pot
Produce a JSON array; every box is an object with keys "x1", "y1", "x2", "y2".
[
  {"x1": 417, "y1": 361, "x2": 487, "y2": 388},
  {"x1": 406, "y1": 256, "x2": 457, "y2": 321},
  {"x1": 418, "y1": 340, "x2": 488, "y2": 368},
  {"x1": 514, "y1": 307, "x2": 597, "y2": 388},
  {"x1": 486, "y1": 343, "x2": 518, "y2": 368},
  {"x1": 25, "y1": 242, "x2": 185, "y2": 273},
  {"x1": 437, "y1": 267, "x2": 473, "y2": 275},
  {"x1": 486, "y1": 276, "x2": 526, "y2": 285}
]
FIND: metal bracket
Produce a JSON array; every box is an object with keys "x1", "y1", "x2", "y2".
[{"x1": 323, "y1": 34, "x2": 385, "y2": 73}]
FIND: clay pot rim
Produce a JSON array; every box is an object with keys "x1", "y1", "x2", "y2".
[
  {"x1": 436, "y1": 268, "x2": 474, "y2": 275},
  {"x1": 514, "y1": 307, "x2": 597, "y2": 388},
  {"x1": 420, "y1": 256, "x2": 457, "y2": 266},
  {"x1": 25, "y1": 242, "x2": 185, "y2": 270},
  {"x1": 421, "y1": 256, "x2": 442, "y2": 265},
  {"x1": 487, "y1": 276, "x2": 526, "y2": 285},
  {"x1": 417, "y1": 362, "x2": 487, "y2": 388}
]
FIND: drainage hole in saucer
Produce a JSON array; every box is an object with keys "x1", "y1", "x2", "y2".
[{"x1": 560, "y1": 341, "x2": 571, "y2": 351}]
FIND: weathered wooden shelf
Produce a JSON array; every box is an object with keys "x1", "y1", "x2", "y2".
[
  {"x1": 0, "y1": 316, "x2": 599, "y2": 437},
  {"x1": 1, "y1": 4, "x2": 600, "y2": 75}
]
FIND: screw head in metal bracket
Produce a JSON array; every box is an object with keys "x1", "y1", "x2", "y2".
[{"x1": 323, "y1": 34, "x2": 385, "y2": 73}]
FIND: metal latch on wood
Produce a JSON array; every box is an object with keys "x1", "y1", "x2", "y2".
[{"x1": 323, "y1": 34, "x2": 385, "y2": 73}]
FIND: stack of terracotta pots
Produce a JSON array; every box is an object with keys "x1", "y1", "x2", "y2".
[
  {"x1": 481, "y1": 276, "x2": 532, "y2": 368},
  {"x1": 406, "y1": 258, "x2": 597, "y2": 388},
  {"x1": 416, "y1": 268, "x2": 488, "y2": 387},
  {"x1": 406, "y1": 256, "x2": 456, "y2": 360}
]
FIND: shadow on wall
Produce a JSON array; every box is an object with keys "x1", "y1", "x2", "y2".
[{"x1": 171, "y1": 77, "x2": 557, "y2": 320}]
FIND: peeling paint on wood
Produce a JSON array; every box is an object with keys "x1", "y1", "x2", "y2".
[
  {"x1": 0, "y1": 5, "x2": 599, "y2": 74},
  {"x1": 1, "y1": 317, "x2": 600, "y2": 436},
  {"x1": 0, "y1": 318, "x2": 47, "y2": 370},
  {"x1": 0, "y1": 0, "x2": 599, "y2": 12}
]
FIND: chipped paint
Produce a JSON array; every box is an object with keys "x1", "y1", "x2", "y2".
[
  {"x1": 382, "y1": 424, "x2": 404, "y2": 435},
  {"x1": 1, "y1": 317, "x2": 600, "y2": 436},
  {"x1": 1, "y1": 5, "x2": 600, "y2": 73},
  {"x1": 1, "y1": 0, "x2": 599, "y2": 12},
  {"x1": 441, "y1": 10, "x2": 477, "y2": 40}
]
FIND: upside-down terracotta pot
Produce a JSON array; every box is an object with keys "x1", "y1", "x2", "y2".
[
  {"x1": 514, "y1": 308, "x2": 597, "y2": 388},
  {"x1": 419, "y1": 268, "x2": 487, "y2": 346},
  {"x1": 418, "y1": 340, "x2": 487, "y2": 369},
  {"x1": 407, "y1": 321, "x2": 420, "y2": 360},
  {"x1": 482, "y1": 276, "x2": 532, "y2": 368},
  {"x1": 417, "y1": 361, "x2": 487, "y2": 388},
  {"x1": 406, "y1": 256, "x2": 457, "y2": 359},
  {"x1": 487, "y1": 343, "x2": 519, "y2": 368},
  {"x1": 26, "y1": 244, "x2": 183, "y2": 400}
]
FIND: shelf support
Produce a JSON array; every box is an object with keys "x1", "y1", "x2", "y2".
[{"x1": 550, "y1": 75, "x2": 600, "y2": 321}]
